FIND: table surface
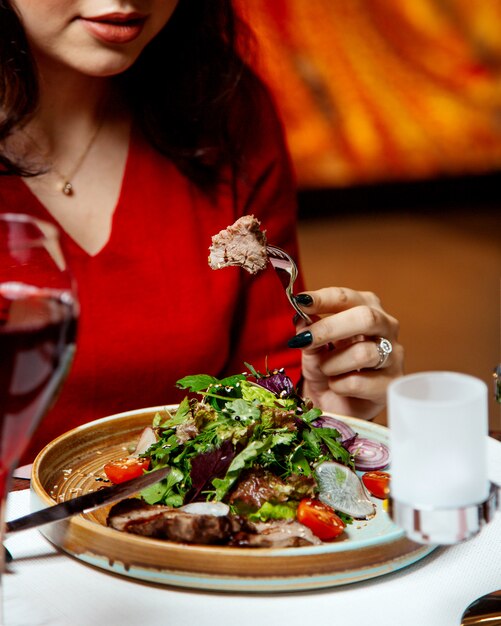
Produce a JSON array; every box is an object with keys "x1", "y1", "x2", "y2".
[{"x1": 5, "y1": 437, "x2": 501, "y2": 626}]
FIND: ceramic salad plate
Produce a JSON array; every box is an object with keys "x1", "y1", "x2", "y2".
[{"x1": 30, "y1": 406, "x2": 435, "y2": 592}]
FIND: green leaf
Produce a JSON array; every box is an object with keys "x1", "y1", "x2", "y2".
[
  {"x1": 176, "y1": 374, "x2": 218, "y2": 392},
  {"x1": 301, "y1": 407, "x2": 323, "y2": 423},
  {"x1": 152, "y1": 411, "x2": 164, "y2": 428},
  {"x1": 314, "y1": 428, "x2": 353, "y2": 467},
  {"x1": 337, "y1": 511, "x2": 354, "y2": 525},
  {"x1": 225, "y1": 398, "x2": 260, "y2": 421},
  {"x1": 277, "y1": 397, "x2": 298, "y2": 410},
  {"x1": 162, "y1": 396, "x2": 191, "y2": 427},
  {"x1": 302, "y1": 428, "x2": 322, "y2": 457},
  {"x1": 217, "y1": 374, "x2": 246, "y2": 388},
  {"x1": 140, "y1": 467, "x2": 185, "y2": 505},
  {"x1": 247, "y1": 501, "x2": 298, "y2": 522},
  {"x1": 289, "y1": 446, "x2": 312, "y2": 476},
  {"x1": 243, "y1": 362, "x2": 260, "y2": 378},
  {"x1": 240, "y1": 380, "x2": 278, "y2": 408},
  {"x1": 271, "y1": 431, "x2": 296, "y2": 447}
]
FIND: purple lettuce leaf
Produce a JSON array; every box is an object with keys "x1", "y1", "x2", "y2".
[
  {"x1": 187, "y1": 439, "x2": 236, "y2": 502},
  {"x1": 255, "y1": 369, "x2": 295, "y2": 398}
]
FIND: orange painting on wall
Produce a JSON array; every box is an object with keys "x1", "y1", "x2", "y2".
[{"x1": 237, "y1": 0, "x2": 501, "y2": 188}]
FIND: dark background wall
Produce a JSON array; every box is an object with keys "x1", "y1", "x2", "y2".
[{"x1": 297, "y1": 176, "x2": 501, "y2": 435}]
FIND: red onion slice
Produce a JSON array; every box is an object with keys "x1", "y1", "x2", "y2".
[
  {"x1": 313, "y1": 415, "x2": 356, "y2": 442},
  {"x1": 347, "y1": 438, "x2": 390, "y2": 471}
]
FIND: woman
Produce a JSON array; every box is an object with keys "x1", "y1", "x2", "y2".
[{"x1": 0, "y1": 0, "x2": 403, "y2": 463}]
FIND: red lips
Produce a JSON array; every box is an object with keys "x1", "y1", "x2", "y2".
[{"x1": 81, "y1": 12, "x2": 147, "y2": 44}]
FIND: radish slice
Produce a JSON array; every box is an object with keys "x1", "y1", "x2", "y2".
[
  {"x1": 315, "y1": 461, "x2": 376, "y2": 520},
  {"x1": 313, "y1": 415, "x2": 356, "y2": 442},
  {"x1": 180, "y1": 502, "x2": 230, "y2": 516},
  {"x1": 131, "y1": 427, "x2": 157, "y2": 457},
  {"x1": 347, "y1": 438, "x2": 390, "y2": 471}
]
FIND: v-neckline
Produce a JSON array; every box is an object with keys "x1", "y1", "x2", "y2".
[{"x1": 17, "y1": 125, "x2": 135, "y2": 259}]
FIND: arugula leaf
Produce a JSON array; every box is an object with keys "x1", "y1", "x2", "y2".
[
  {"x1": 165, "y1": 397, "x2": 192, "y2": 427},
  {"x1": 217, "y1": 374, "x2": 246, "y2": 388},
  {"x1": 301, "y1": 407, "x2": 323, "y2": 423},
  {"x1": 313, "y1": 427, "x2": 353, "y2": 467},
  {"x1": 141, "y1": 467, "x2": 185, "y2": 506},
  {"x1": 243, "y1": 362, "x2": 261, "y2": 378},
  {"x1": 289, "y1": 446, "x2": 312, "y2": 476},
  {"x1": 302, "y1": 428, "x2": 322, "y2": 457}
]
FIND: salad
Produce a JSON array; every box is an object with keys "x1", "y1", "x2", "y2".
[{"x1": 104, "y1": 366, "x2": 390, "y2": 546}]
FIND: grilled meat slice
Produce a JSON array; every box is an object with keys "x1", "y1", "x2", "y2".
[
  {"x1": 229, "y1": 468, "x2": 316, "y2": 509},
  {"x1": 208, "y1": 214, "x2": 268, "y2": 275},
  {"x1": 107, "y1": 499, "x2": 324, "y2": 548},
  {"x1": 230, "y1": 520, "x2": 322, "y2": 548},
  {"x1": 107, "y1": 498, "x2": 241, "y2": 545},
  {"x1": 229, "y1": 468, "x2": 289, "y2": 509}
]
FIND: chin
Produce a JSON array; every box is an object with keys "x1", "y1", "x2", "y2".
[{"x1": 72, "y1": 51, "x2": 142, "y2": 77}]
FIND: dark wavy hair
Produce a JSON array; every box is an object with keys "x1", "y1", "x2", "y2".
[{"x1": 0, "y1": 0, "x2": 256, "y2": 186}]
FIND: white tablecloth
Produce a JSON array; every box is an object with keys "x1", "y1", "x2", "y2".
[{"x1": 5, "y1": 438, "x2": 501, "y2": 626}]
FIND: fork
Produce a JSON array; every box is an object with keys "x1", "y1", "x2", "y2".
[{"x1": 266, "y1": 245, "x2": 313, "y2": 325}]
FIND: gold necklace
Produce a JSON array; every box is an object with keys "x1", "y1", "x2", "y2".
[
  {"x1": 22, "y1": 111, "x2": 105, "y2": 196},
  {"x1": 52, "y1": 117, "x2": 104, "y2": 196}
]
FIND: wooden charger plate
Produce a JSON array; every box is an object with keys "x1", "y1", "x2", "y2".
[{"x1": 31, "y1": 406, "x2": 435, "y2": 592}]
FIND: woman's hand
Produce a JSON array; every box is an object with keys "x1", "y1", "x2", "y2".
[{"x1": 288, "y1": 287, "x2": 404, "y2": 420}]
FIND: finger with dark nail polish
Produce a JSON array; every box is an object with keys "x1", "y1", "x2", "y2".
[
  {"x1": 288, "y1": 330, "x2": 313, "y2": 348},
  {"x1": 4, "y1": 545, "x2": 12, "y2": 563},
  {"x1": 294, "y1": 293, "x2": 313, "y2": 306}
]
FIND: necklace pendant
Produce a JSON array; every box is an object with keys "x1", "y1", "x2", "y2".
[{"x1": 62, "y1": 181, "x2": 73, "y2": 196}]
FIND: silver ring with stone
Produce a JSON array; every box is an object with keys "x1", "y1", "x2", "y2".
[{"x1": 374, "y1": 337, "x2": 393, "y2": 369}]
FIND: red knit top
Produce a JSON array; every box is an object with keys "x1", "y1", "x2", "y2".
[{"x1": 0, "y1": 101, "x2": 303, "y2": 463}]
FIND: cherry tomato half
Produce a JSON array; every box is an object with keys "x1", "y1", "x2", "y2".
[
  {"x1": 103, "y1": 457, "x2": 151, "y2": 484},
  {"x1": 297, "y1": 498, "x2": 345, "y2": 541},
  {"x1": 362, "y1": 471, "x2": 390, "y2": 499}
]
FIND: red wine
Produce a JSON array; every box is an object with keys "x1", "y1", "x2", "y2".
[{"x1": 0, "y1": 283, "x2": 77, "y2": 495}]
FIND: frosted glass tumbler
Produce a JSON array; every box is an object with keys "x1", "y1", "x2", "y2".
[{"x1": 388, "y1": 372, "x2": 489, "y2": 508}]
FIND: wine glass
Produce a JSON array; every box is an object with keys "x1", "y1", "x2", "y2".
[{"x1": 0, "y1": 213, "x2": 78, "y2": 625}]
